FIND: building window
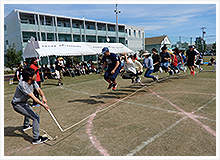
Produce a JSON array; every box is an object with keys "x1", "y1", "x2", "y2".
[
  {"x1": 134, "y1": 30, "x2": 136, "y2": 37},
  {"x1": 4, "y1": 25, "x2": 7, "y2": 35},
  {"x1": 139, "y1": 30, "x2": 141, "y2": 37},
  {"x1": 57, "y1": 21, "x2": 63, "y2": 27},
  {"x1": 129, "y1": 29, "x2": 131, "y2": 36}
]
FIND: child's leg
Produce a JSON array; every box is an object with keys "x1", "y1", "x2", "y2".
[{"x1": 12, "y1": 103, "x2": 40, "y2": 139}]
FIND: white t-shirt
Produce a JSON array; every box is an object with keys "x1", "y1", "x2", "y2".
[
  {"x1": 134, "y1": 60, "x2": 143, "y2": 72},
  {"x1": 122, "y1": 58, "x2": 137, "y2": 74}
]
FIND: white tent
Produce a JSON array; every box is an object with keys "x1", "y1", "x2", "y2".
[
  {"x1": 86, "y1": 42, "x2": 134, "y2": 54},
  {"x1": 23, "y1": 38, "x2": 96, "y2": 58},
  {"x1": 23, "y1": 37, "x2": 134, "y2": 59}
]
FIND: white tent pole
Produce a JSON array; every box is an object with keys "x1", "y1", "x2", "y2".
[
  {"x1": 81, "y1": 54, "x2": 84, "y2": 62},
  {"x1": 47, "y1": 56, "x2": 50, "y2": 68}
]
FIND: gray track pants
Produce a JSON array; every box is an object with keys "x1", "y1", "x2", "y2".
[{"x1": 11, "y1": 102, "x2": 40, "y2": 139}]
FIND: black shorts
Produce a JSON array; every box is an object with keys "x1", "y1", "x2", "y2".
[{"x1": 187, "y1": 60, "x2": 194, "y2": 66}]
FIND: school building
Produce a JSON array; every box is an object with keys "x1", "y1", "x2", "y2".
[{"x1": 4, "y1": 9, "x2": 145, "y2": 58}]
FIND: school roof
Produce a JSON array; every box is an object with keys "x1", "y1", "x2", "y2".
[{"x1": 23, "y1": 37, "x2": 134, "y2": 58}]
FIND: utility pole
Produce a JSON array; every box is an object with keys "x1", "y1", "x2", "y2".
[
  {"x1": 114, "y1": 4, "x2": 121, "y2": 43},
  {"x1": 201, "y1": 27, "x2": 206, "y2": 52}
]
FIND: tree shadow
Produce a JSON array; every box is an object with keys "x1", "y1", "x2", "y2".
[{"x1": 4, "y1": 126, "x2": 33, "y2": 143}]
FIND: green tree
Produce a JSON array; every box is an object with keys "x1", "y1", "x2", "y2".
[{"x1": 5, "y1": 43, "x2": 23, "y2": 70}]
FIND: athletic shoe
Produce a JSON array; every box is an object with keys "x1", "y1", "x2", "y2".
[
  {"x1": 192, "y1": 71, "x2": 195, "y2": 75},
  {"x1": 153, "y1": 76, "x2": 158, "y2": 82},
  {"x1": 57, "y1": 83, "x2": 61, "y2": 86},
  {"x1": 184, "y1": 68, "x2": 187, "y2": 73},
  {"x1": 22, "y1": 125, "x2": 33, "y2": 132},
  {"x1": 107, "y1": 83, "x2": 114, "y2": 89},
  {"x1": 199, "y1": 68, "x2": 203, "y2": 72},
  {"x1": 135, "y1": 77, "x2": 141, "y2": 83},
  {"x1": 32, "y1": 136, "x2": 48, "y2": 145},
  {"x1": 190, "y1": 70, "x2": 194, "y2": 75},
  {"x1": 112, "y1": 83, "x2": 117, "y2": 91},
  {"x1": 159, "y1": 67, "x2": 163, "y2": 73},
  {"x1": 169, "y1": 70, "x2": 173, "y2": 75}
]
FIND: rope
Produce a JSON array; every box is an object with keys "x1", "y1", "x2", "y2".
[
  {"x1": 40, "y1": 129, "x2": 58, "y2": 140},
  {"x1": 37, "y1": 104, "x2": 58, "y2": 141},
  {"x1": 39, "y1": 72, "x2": 194, "y2": 135},
  {"x1": 62, "y1": 74, "x2": 178, "y2": 132}
]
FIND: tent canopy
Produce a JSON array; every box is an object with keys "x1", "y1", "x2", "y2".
[
  {"x1": 86, "y1": 42, "x2": 134, "y2": 54},
  {"x1": 23, "y1": 37, "x2": 134, "y2": 59}
]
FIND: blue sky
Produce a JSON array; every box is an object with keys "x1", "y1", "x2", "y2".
[{"x1": 4, "y1": 2, "x2": 217, "y2": 44}]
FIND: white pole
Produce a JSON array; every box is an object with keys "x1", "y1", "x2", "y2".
[{"x1": 48, "y1": 109, "x2": 64, "y2": 132}]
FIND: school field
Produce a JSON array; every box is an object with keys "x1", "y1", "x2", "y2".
[{"x1": 3, "y1": 57, "x2": 217, "y2": 157}]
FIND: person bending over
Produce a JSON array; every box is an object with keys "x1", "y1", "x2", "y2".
[{"x1": 11, "y1": 68, "x2": 50, "y2": 145}]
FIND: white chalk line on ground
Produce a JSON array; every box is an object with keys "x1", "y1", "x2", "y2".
[
  {"x1": 126, "y1": 116, "x2": 188, "y2": 156},
  {"x1": 46, "y1": 75, "x2": 216, "y2": 156},
  {"x1": 139, "y1": 79, "x2": 216, "y2": 138},
  {"x1": 126, "y1": 96, "x2": 216, "y2": 156}
]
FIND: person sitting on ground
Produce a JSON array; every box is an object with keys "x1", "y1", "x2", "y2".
[
  {"x1": 80, "y1": 62, "x2": 86, "y2": 75},
  {"x1": 143, "y1": 51, "x2": 158, "y2": 82},
  {"x1": 75, "y1": 63, "x2": 81, "y2": 76},
  {"x1": 91, "y1": 62, "x2": 97, "y2": 73},
  {"x1": 11, "y1": 68, "x2": 50, "y2": 145}
]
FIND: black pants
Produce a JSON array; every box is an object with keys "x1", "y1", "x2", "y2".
[{"x1": 122, "y1": 71, "x2": 136, "y2": 79}]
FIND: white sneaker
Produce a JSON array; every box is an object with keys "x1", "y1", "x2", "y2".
[
  {"x1": 136, "y1": 77, "x2": 141, "y2": 83},
  {"x1": 22, "y1": 125, "x2": 33, "y2": 132},
  {"x1": 199, "y1": 68, "x2": 203, "y2": 72},
  {"x1": 159, "y1": 67, "x2": 163, "y2": 73},
  {"x1": 32, "y1": 136, "x2": 48, "y2": 145}
]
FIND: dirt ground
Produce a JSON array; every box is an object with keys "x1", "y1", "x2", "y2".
[{"x1": 3, "y1": 64, "x2": 216, "y2": 157}]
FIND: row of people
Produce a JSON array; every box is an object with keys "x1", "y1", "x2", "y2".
[{"x1": 99, "y1": 45, "x2": 206, "y2": 91}]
